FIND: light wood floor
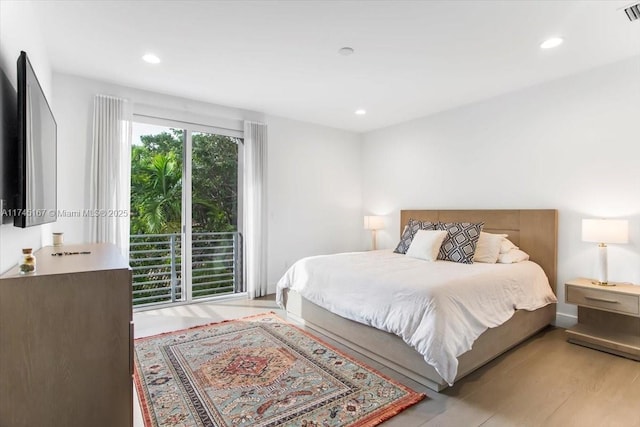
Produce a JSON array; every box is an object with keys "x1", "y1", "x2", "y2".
[{"x1": 133, "y1": 296, "x2": 640, "y2": 427}]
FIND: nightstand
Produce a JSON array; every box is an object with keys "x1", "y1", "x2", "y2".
[{"x1": 565, "y1": 278, "x2": 640, "y2": 361}]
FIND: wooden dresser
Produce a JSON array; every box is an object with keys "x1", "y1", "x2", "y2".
[{"x1": 0, "y1": 243, "x2": 133, "y2": 427}]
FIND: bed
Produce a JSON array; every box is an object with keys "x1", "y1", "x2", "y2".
[{"x1": 277, "y1": 209, "x2": 558, "y2": 392}]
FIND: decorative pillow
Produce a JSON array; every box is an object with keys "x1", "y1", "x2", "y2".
[
  {"x1": 406, "y1": 230, "x2": 448, "y2": 261},
  {"x1": 394, "y1": 220, "x2": 419, "y2": 254},
  {"x1": 497, "y1": 248, "x2": 530, "y2": 263},
  {"x1": 393, "y1": 219, "x2": 436, "y2": 254},
  {"x1": 499, "y1": 238, "x2": 519, "y2": 254},
  {"x1": 473, "y1": 232, "x2": 508, "y2": 263},
  {"x1": 436, "y1": 222, "x2": 484, "y2": 264}
]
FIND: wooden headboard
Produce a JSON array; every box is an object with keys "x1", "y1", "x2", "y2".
[{"x1": 400, "y1": 209, "x2": 558, "y2": 293}]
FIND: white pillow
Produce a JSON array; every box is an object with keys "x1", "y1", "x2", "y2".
[
  {"x1": 497, "y1": 248, "x2": 530, "y2": 263},
  {"x1": 499, "y1": 238, "x2": 519, "y2": 254},
  {"x1": 473, "y1": 232, "x2": 508, "y2": 263},
  {"x1": 406, "y1": 230, "x2": 448, "y2": 261}
]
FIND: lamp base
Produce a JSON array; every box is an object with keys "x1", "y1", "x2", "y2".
[
  {"x1": 596, "y1": 244, "x2": 609, "y2": 286},
  {"x1": 593, "y1": 280, "x2": 616, "y2": 286}
]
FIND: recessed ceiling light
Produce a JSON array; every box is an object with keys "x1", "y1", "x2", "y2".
[
  {"x1": 540, "y1": 37, "x2": 563, "y2": 49},
  {"x1": 355, "y1": 109, "x2": 366, "y2": 115},
  {"x1": 338, "y1": 47, "x2": 355, "y2": 56},
  {"x1": 142, "y1": 53, "x2": 161, "y2": 64}
]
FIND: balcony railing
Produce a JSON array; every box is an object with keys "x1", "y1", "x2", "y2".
[{"x1": 129, "y1": 232, "x2": 242, "y2": 307}]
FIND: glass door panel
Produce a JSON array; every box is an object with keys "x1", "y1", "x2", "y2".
[
  {"x1": 129, "y1": 123, "x2": 184, "y2": 306},
  {"x1": 129, "y1": 120, "x2": 244, "y2": 308},
  {"x1": 191, "y1": 132, "x2": 242, "y2": 299}
]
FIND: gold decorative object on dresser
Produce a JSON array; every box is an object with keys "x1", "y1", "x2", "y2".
[
  {"x1": 565, "y1": 278, "x2": 640, "y2": 361},
  {"x1": 0, "y1": 243, "x2": 133, "y2": 427}
]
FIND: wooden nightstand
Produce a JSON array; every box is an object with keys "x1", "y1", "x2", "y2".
[{"x1": 565, "y1": 278, "x2": 640, "y2": 361}]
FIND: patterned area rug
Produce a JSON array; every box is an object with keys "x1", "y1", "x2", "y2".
[{"x1": 134, "y1": 312, "x2": 425, "y2": 427}]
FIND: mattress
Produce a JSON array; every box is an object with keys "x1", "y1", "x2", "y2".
[{"x1": 276, "y1": 249, "x2": 557, "y2": 385}]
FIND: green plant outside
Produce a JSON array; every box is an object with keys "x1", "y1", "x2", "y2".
[{"x1": 130, "y1": 129, "x2": 241, "y2": 305}]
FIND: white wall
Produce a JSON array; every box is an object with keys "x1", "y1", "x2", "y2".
[
  {"x1": 52, "y1": 73, "x2": 363, "y2": 292},
  {"x1": 0, "y1": 0, "x2": 52, "y2": 273},
  {"x1": 361, "y1": 56, "x2": 640, "y2": 326},
  {"x1": 267, "y1": 115, "x2": 363, "y2": 290}
]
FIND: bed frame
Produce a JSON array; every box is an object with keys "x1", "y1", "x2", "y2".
[{"x1": 283, "y1": 209, "x2": 558, "y2": 392}]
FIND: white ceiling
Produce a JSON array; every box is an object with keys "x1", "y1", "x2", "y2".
[{"x1": 32, "y1": 0, "x2": 640, "y2": 132}]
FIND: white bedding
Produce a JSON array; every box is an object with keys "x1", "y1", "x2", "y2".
[{"x1": 276, "y1": 249, "x2": 557, "y2": 385}]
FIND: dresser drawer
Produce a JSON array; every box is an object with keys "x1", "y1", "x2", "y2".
[{"x1": 566, "y1": 285, "x2": 640, "y2": 316}]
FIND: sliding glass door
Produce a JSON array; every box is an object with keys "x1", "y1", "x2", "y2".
[
  {"x1": 190, "y1": 131, "x2": 242, "y2": 300},
  {"x1": 129, "y1": 120, "x2": 243, "y2": 307}
]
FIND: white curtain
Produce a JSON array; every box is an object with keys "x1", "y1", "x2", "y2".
[
  {"x1": 243, "y1": 121, "x2": 268, "y2": 298},
  {"x1": 89, "y1": 95, "x2": 132, "y2": 259}
]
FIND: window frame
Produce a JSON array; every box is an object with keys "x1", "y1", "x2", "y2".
[{"x1": 131, "y1": 113, "x2": 244, "y2": 306}]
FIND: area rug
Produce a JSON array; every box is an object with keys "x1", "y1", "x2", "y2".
[{"x1": 134, "y1": 312, "x2": 425, "y2": 427}]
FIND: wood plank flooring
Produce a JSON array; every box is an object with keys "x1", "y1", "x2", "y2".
[{"x1": 133, "y1": 296, "x2": 640, "y2": 427}]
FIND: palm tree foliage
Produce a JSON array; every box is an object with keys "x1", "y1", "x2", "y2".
[
  {"x1": 130, "y1": 129, "x2": 240, "y2": 234},
  {"x1": 129, "y1": 128, "x2": 242, "y2": 305},
  {"x1": 191, "y1": 132, "x2": 238, "y2": 232}
]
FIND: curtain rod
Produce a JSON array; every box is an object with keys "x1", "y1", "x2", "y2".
[{"x1": 132, "y1": 113, "x2": 243, "y2": 133}]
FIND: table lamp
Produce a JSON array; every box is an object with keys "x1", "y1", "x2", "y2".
[
  {"x1": 582, "y1": 219, "x2": 628, "y2": 285},
  {"x1": 364, "y1": 216, "x2": 384, "y2": 250}
]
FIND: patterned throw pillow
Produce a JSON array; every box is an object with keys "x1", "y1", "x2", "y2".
[
  {"x1": 436, "y1": 222, "x2": 484, "y2": 264},
  {"x1": 394, "y1": 219, "x2": 437, "y2": 254}
]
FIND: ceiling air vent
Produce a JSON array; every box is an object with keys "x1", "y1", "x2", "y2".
[{"x1": 625, "y1": 3, "x2": 640, "y2": 21}]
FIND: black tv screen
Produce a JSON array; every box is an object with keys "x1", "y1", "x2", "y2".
[{"x1": 14, "y1": 51, "x2": 57, "y2": 228}]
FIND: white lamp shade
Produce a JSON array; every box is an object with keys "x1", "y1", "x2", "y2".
[
  {"x1": 582, "y1": 219, "x2": 629, "y2": 244},
  {"x1": 363, "y1": 216, "x2": 384, "y2": 230}
]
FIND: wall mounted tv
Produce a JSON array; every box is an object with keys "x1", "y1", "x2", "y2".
[{"x1": 14, "y1": 51, "x2": 57, "y2": 228}]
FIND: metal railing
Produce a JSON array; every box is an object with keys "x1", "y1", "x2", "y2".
[{"x1": 129, "y1": 232, "x2": 242, "y2": 306}]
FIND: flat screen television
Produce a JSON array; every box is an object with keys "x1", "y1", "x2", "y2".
[{"x1": 14, "y1": 51, "x2": 57, "y2": 228}]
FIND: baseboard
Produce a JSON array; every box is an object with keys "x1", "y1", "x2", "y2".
[{"x1": 555, "y1": 312, "x2": 577, "y2": 329}]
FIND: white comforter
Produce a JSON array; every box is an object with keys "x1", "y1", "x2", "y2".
[{"x1": 276, "y1": 250, "x2": 557, "y2": 385}]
